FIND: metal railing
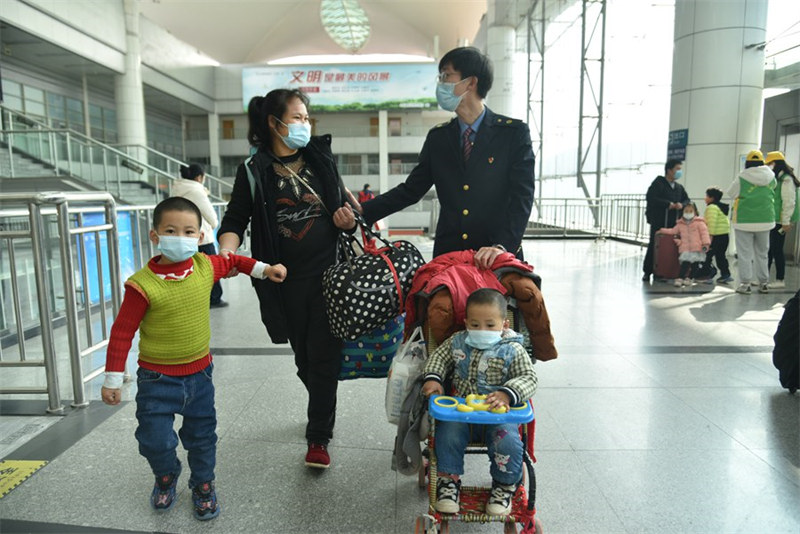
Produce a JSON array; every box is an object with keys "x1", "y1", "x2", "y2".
[
  {"x1": 114, "y1": 143, "x2": 231, "y2": 201},
  {"x1": 426, "y1": 195, "x2": 649, "y2": 243},
  {"x1": 0, "y1": 192, "x2": 121, "y2": 413},
  {"x1": 0, "y1": 106, "x2": 232, "y2": 203}
]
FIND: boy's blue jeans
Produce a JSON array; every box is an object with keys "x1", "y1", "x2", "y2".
[
  {"x1": 134, "y1": 363, "x2": 217, "y2": 488},
  {"x1": 435, "y1": 421, "x2": 523, "y2": 485}
]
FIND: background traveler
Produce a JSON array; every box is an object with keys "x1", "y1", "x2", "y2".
[{"x1": 765, "y1": 151, "x2": 800, "y2": 288}]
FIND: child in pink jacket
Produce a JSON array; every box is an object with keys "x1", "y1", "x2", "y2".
[{"x1": 658, "y1": 203, "x2": 711, "y2": 287}]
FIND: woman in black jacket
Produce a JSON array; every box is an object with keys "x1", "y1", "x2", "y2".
[{"x1": 217, "y1": 89, "x2": 356, "y2": 469}]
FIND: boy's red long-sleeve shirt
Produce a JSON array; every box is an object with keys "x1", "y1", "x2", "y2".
[{"x1": 105, "y1": 253, "x2": 260, "y2": 377}]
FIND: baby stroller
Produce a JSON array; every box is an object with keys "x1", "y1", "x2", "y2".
[{"x1": 406, "y1": 251, "x2": 548, "y2": 533}]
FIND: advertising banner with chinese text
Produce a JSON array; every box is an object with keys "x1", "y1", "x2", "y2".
[{"x1": 242, "y1": 64, "x2": 438, "y2": 112}]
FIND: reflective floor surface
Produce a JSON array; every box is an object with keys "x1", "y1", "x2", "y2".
[{"x1": 0, "y1": 238, "x2": 798, "y2": 534}]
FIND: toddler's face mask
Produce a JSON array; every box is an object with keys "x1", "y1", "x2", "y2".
[{"x1": 465, "y1": 329, "x2": 503, "y2": 350}]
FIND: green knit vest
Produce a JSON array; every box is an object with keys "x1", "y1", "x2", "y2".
[
  {"x1": 128, "y1": 253, "x2": 213, "y2": 365},
  {"x1": 773, "y1": 172, "x2": 800, "y2": 223},
  {"x1": 734, "y1": 177, "x2": 776, "y2": 224}
]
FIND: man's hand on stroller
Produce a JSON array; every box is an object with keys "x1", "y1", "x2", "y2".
[
  {"x1": 486, "y1": 390, "x2": 511, "y2": 411},
  {"x1": 422, "y1": 380, "x2": 443, "y2": 397}
]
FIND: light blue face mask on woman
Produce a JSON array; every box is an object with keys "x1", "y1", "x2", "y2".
[
  {"x1": 157, "y1": 235, "x2": 198, "y2": 263},
  {"x1": 274, "y1": 118, "x2": 311, "y2": 150},
  {"x1": 465, "y1": 329, "x2": 503, "y2": 350},
  {"x1": 436, "y1": 78, "x2": 469, "y2": 112}
]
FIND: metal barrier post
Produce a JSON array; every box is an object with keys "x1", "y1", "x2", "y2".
[
  {"x1": 55, "y1": 201, "x2": 88, "y2": 407},
  {"x1": 28, "y1": 201, "x2": 64, "y2": 414}
]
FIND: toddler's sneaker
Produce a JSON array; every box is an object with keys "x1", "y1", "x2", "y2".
[
  {"x1": 717, "y1": 276, "x2": 733, "y2": 284},
  {"x1": 434, "y1": 476, "x2": 461, "y2": 514},
  {"x1": 684, "y1": 278, "x2": 694, "y2": 286},
  {"x1": 485, "y1": 480, "x2": 517, "y2": 516},
  {"x1": 735, "y1": 283, "x2": 751, "y2": 294},
  {"x1": 192, "y1": 481, "x2": 220, "y2": 521},
  {"x1": 674, "y1": 279, "x2": 683, "y2": 287},
  {"x1": 150, "y1": 466, "x2": 180, "y2": 511},
  {"x1": 305, "y1": 443, "x2": 331, "y2": 469},
  {"x1": 768, "y1": 280, "x2": 786, "y2": 289},
  {"x1": 758, "y1": 283, "x2": 770, "y2": 294}
]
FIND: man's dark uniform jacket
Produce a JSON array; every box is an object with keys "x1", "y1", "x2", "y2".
[{"x1": 362, "y1": 107, "x2": 536, "y2": 259}]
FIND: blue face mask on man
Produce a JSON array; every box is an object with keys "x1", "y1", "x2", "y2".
[
  {"x1": 436, "y1": 78, "x2": 469, "y2": 112},
  {"x1": 157, "y1": 235, "x2": 199, "y2": 263},
  {"x1": 674, "y1": 169, "x2": 683, "y2": 180},
  {"x1": 274, "y1": 118, "x2": 311, "y2": 150},
  {"x1": 465, "y1": 329, "x2": 503, "y2": 350}
]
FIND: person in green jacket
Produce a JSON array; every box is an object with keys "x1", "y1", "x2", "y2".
[
  {"x1": 703, "y1": 187, "x2": 732, "y2": 283},
  {"x1": 765, "y1": 151, "x2": 800, "y2": 288},
  {"x1": 726, "y1": 150, "x2": 777, "y2": 295}
]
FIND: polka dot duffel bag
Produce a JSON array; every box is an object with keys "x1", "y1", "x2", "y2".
[
  {"x1": 339, "y1": 314, "x2": 405, "y2": 380},
  {"x1": 322, "y1": 218, "x2": 425, "y2": 341}
]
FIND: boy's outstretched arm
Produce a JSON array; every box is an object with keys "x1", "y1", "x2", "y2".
[{"x1": 208, "y1": 253, "x2": 286, "y2": 282}]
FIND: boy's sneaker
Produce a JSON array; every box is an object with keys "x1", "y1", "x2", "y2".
[
  {"x1": 735, "y1": 283, "x2": 751, "y2": 294},
  {"x1": 674, "y1": 279, "x2": 683, "y2": 287},
  {"x1": 192, "y1": 481, "x2": 220, "y2": 521},
  {"x1": 684, "y1": 278, "x2": 694, "y2": 286},
  {"x1": 150, "y1": 468, "x2": 180, "y2": 511},
  {"x1": 434, "y1": 476, "x2": 461, "y2": 514},
  {"x1": 768, "y1": 280, "x2": 786, "y2": 289},
  {"x1": 717, "y1": 276, "x2": 733, "y2": 284},
  {"x1": 305, "y1": 443, "x2": 331, "y2": 469},
  {"x1": 486, "y1": 480, "x2": 517, "y2": 516},
  {"x1": 758, "y1": 283, "x2": 770, "y2": 294}
]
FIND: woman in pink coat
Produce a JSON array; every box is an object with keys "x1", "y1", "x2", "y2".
[{"x1": 658, "y1": 203, "x2": 711, "y2": 287}]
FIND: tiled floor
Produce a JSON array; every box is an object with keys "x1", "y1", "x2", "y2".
[{"x1": 0, "y1": 238, "x2": 798, "y2": 534}]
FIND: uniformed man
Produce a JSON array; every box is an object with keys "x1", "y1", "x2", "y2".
[{"x1": 358, "y1": 46, "x2": 536, "y2": 269}]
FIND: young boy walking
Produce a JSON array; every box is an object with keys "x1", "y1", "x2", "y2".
[
  {"x1": 101, "y1": 197, "x2": 286, "y2": 520},
  {"x1": 704, "y1": 187, "x2": 733, "y2": 283}
]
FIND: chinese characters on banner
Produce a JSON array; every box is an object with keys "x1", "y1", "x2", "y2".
[{"x1": 242, "y1": 64, "x2": 438, "y2": 112}]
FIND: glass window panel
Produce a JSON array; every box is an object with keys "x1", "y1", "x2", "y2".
[
  {"x1": 2, "y1": 80, "x2": 21, "y2": 97},
  {"x1": 4, "y1": 95, "x2": 23, "y2": 111}
]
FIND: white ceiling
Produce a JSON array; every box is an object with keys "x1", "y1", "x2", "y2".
[{"x1": 139, "y1": 0, "x2": 489, "y2": 64}]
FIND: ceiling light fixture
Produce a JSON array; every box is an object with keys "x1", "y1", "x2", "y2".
[{"x1": 320, "y1": 0, "x2": 371, "y2": 54}]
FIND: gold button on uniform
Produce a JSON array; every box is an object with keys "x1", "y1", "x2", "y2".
[
  {"x1": 462, "y1": 233, "x2": 468, "y2": 240},
  {"x1": 462, "y1": 209, "x2": 469, "y2": 216},
  {"x1": 463, "y1": 184, "x2": 469, "y2": 191}
]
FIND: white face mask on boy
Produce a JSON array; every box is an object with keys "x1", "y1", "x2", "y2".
[{"x1": 465, "y1": 329, "x2": 503, "y2": 350}]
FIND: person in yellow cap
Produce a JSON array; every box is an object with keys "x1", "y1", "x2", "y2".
[
  {"x1": 726, "y1": 150, "x2": 777, "y2": 294},
  {"x1": 765, "y1": 151, "x2": 800, "y2": 288}
]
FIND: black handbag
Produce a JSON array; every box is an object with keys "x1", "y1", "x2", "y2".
[{"x1": 322, "y1": 216, "x2": 425, "y2": 340}]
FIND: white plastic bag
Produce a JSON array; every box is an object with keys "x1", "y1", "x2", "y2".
[{"x1": 385, "y1": 326, "x2": 427, "y2": 425}]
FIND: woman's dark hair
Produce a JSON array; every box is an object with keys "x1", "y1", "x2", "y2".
[
  {"x1": 247, "y1": 89, "x2": 310, "y2": 150},
  {"x1": 774, "y1": 160, "x2": 800, "y2": 187},
  {"x1": 153, "y1": 196, "x2": 202, "y2": 229},
  {"x1": 180, "y1": 163, "x2": 205, "y2": 180},
  {"x1": 745, "y1": 160, "x2": 764, "y2": 169},
  {"x1": 706, "y1": 187, "x2": 723, "y2": 203},
  {"x1": 439, "y1": 47, "x2": 493, "y2": 99},
  {"x1": 465, "y1": 288, "x2": 507, "y2": 317},
  {"x1": 665, "y1": 159, "x2": 682, "y2": 173},
  {"x1": 363, "y1": 183, "x2": 370, "y2": 190}
]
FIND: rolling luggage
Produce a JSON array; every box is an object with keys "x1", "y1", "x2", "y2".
[
  {"x1": 772, "y1": 289, "x2": 799, "y2": 394},
  {"x1": 653, "y1": 232, "x2": 680, "y2": 279}
]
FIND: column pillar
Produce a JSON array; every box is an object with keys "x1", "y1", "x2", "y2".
[
  {"x1": 207, "y1": 112, "x2": 221, "y2": 176},
  {"x1": 378, "y1": 110, "x2": 389, "y2": 231},
  {"x1": 114, "y1": 0, "x2": 147, "y2": 165},
  {"x1": 668, "y1": 0, "x2": 768, "y2": 201},
  {"x1": 485, "y1": 25, "x2": 516, "y2": 117}
]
